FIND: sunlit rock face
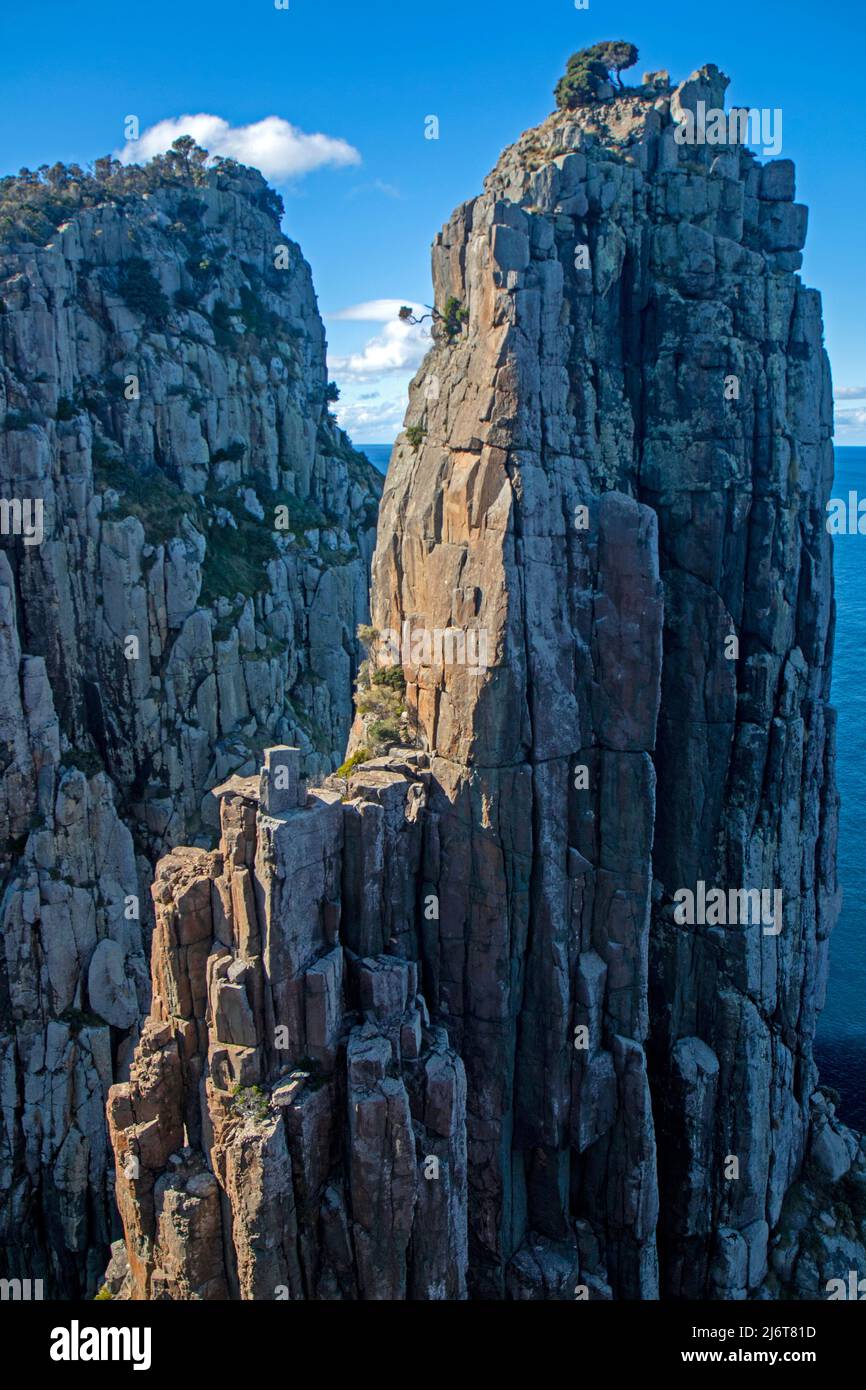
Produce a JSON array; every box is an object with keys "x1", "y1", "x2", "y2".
[
  {"x1": 367, "y1": 64, "x2": 845, "y2": 1299},
  {"x1": 108, "y1": 753, "x2": 468, "y2": 1301},
  {"x1": 107, "y1": 66, "x2": 862, "y2": 1303},
  {"x1": 0, "y1": 154, "x2": 380, "y2": 1295}
]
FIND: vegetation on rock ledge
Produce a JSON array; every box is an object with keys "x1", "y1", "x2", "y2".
[{"x1": 555, "y1": 42, "x2": 639, "y2": 110}]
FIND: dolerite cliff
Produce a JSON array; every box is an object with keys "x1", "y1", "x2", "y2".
[
  {"x1": 108, "y1": 747, "x2": 467, "y2": 1300},
  {"x1": 107, "y1": 65, "x2": 866, "y2": 1302},
  {"x1": 0, "y1": 151, "x2": 380, "y2": 1294},
  {"x1": 367, "y1": 64, "x2": 861, "y2": 1298}
]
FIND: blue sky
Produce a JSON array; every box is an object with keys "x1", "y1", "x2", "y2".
[{"x1": 2, "y1": 0, "x2": 864, "y2": 442}]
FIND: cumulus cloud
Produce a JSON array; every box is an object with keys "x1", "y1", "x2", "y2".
[
  {"x1": 116, "y1": 114, "x2": 361, "y2": 181},
  {"x1": 328, "y1": 299, "x2": 430, "y2": 380}
]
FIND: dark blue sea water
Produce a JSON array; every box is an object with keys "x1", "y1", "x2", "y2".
[
  {"x1": 358, "y1": 443, "x2": 391, "y2": 475},
  {"x1": 815, "y1": 445, "x2": 866, "y2": 1128},
  {"x1": 356, "y1": 441, "x2": 865, "y2": 1125}
]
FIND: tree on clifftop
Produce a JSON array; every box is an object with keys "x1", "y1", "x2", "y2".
[
  {"x1": 555, "y1": 41, "x2": 639, "y2": 109},
  {"x1": 163, "y1": 136, "x2": 210, "y2": 184},
  {"x1": 591, "y1": 42, "x2": 639, "y2": 88}
]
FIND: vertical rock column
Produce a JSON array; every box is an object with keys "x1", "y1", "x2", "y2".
[
  {"x1": 108, "y1": 749, "x2": 469, "y2": 1298},
  {"x1": 369, "y1": 186, "x2": 665, "y2": 1293},
  {"x1": 365, "y1": 66, "x2": 838, "y2": 1299}
]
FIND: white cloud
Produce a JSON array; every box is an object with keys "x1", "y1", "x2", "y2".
[
  {"x1": 328, "y1": 299, "x2": 425, "y2": 323},
  {"x1": 116, "y1": 114, "x2": 361, "y2": 181},
  {"x1": 328, "y1": 299, "x2": 431, "y2": 380},
  {"x1": 834, "y1": 386, "x2": 866, "y2": 401},
  {"x1": 336, "y1": 396, "x2": 406, "y2": 441},
  {"x1": 835, "y1": 406, "x2": 866, "y2": 432}
]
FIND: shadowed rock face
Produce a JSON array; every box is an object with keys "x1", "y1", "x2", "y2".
[
  {"x1": 107, "y1": 66, "x2": 864, "y2": 1301},
  {"x1": 0, "y1": 158, "x2": 380, "y2": 1294}
]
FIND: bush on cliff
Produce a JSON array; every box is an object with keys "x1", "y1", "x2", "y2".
[
  {"x1": 0, "y1": 138, "x2": 285, "y2": 248},
  {"x1": 591, "y1": 42, "x2": 639, "y2": 88},
  {"x1": 118, "y1": 257, "x2": 169, "y2": 324},
  {"x1": 351, "y1": 655, "x2": 408, "y2": 756},
  {"x1": 555, "y1": 41, "x2": 639, "y2": 110},
  {"x1": 336, "y1": 747, "x2": 369, "y2": 779},
  {"x1": 406, "y1": 424, "x2": 426, "y2": 450}
]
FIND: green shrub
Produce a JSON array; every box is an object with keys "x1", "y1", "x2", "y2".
[
  {"x1": 239, "y1": 284, "x2": 278, "y2": 338},
  {"x1": 230, "y1": 1084, "x2": 270, "y2": 1122},
  {"x1": 118, "y1": 257, "x2": 169, "y2": 323},
  {"x1": 336, "y1": 747, "x2": 370, "y2": 778},
  {"x1": 93, "y1": 452, "x2": 199, "y2": 547},
  {"x1": 199, "y1": 510, "x2": 274, "y2": 605},
  {"x1": 406, "y1": 424, "x2": 426, "y2": 450},
  {"x1": 555, "y1": 56, "x2": 609, "y2": 108},
  {"x1": 56, "y1": 396, "x2": 77, "y2": 421},
  {"x1": 371, "y1": 665, "x2": 406, "y2": 693},
  {"x1": 367, "y1": 717, "x2": 401, "y2": 748},
  {"x1": 555, "y1": 41, "x2": 639, "y2": 110},
  {"x1": 440, "y1": 295, "x2": 468, "y2": 340}
]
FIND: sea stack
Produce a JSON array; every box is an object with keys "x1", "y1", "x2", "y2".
[{"x1": 103, "y1": 62, "x2": 865, "y2": 1300}]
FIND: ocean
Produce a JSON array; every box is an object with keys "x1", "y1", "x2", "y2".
[
  {"x1": 358, "y1": 443, "x2": 392, "y2": 474},
  {"x1": 815, "y1": 444, "x2": 866, "y2": 1128},
  {"x1": 356, "y1": 441, "x2": 865, "y2": 1127}
]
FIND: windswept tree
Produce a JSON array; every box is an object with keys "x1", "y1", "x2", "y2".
[
  {"x1": 591, "y1": 41, "x2": 639, "y2": 89},
  {"x1": 399, "y1": 298, "x2": 467, "y2": 342},
  {"x1": 554, "y1": 41, "x2": 639, "y2": 110}
]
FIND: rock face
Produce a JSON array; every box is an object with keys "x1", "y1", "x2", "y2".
[
  {"x1": 106, "y1": 65, "x2": 861, "y2": 1299},
  {"x1": 0, "y1": 153, "x2": 380, "y2": 1293},
  {"x1": 107, "y1": 749, "x2": 468, "y2": 1300},
  {"x1": 359, "y1": 65, "x2": 846, "y2": 1298}
]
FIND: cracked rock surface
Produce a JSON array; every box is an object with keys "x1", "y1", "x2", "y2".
[
  {"x1": 20, "y1": 62, "x2": 866, "y2": 1300},
  {"x1": 0, "y1": 156, "x2": 380, "y2": 1294},
  {"x1": 358, "y1": 65, "x2": 854, "y2": 1298}
]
